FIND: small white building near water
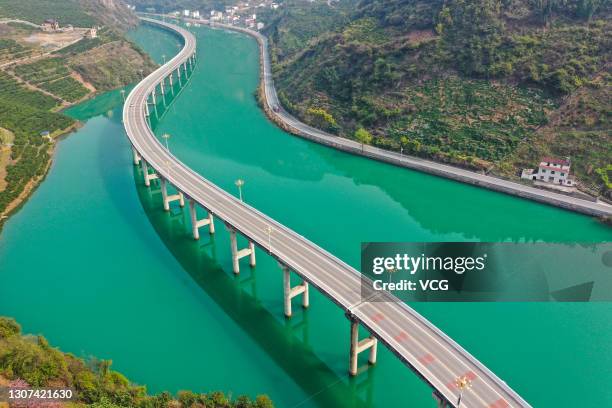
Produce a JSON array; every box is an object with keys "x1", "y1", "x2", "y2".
[
  {"x1": 521, "y1": 157, "x2": 575, "y2": 186},
  {"x1": 183, "y1": 9, "x2": 190, "y2": 17},
  {"x1": 210, "y1": 11, "x2": 223, "y2": 21}
]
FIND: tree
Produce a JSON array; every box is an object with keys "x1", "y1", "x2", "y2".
[
  {"x1": 0, "y1": 317, "x2": 20, "y2": 338},
  {"x1": 400, "y1": 135, "x2": 409, "y2": 153},
  {"x1": 354, "y1": 128, "x2": 372, "y2": 151},
  {"x1": 577, "y1": 0, "x2": 601, "y2": 21},
  {"x1": 463, "y1": 85, "x2": 476, "y2": 119},
  {"x1": 255, "y1": 395, "x2": 274, "y2": 408},
  {"x1": 439, "y1": 0, "x2": 503, "y2": 76},
  {"x1": 306, "y1": 107, "x2": 338, "y2": 132}
]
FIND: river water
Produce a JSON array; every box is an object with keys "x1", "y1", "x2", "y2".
[{"x1": 0, "y1": 23, "x2": 610, "y2": 407}]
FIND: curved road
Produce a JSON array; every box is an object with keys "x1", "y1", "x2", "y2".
[
  {"x1": 208, "y1": 21, "x2": 610, "y2": 218},
  {"x1": 125, "y1": 17, "x2": 531, "y2": 408}
]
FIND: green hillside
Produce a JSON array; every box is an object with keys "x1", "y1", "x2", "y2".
[
  {"x1": 263, "y1": 0, "x2": 611, "y2": 196},
  {"x1": 0, "y1": 0, "x2": 156, "y2": 223},
  {"x1": 0, "y1": 0, "x2": 139, "y2": 31},
  {"x1": 0, "y1": 0, "x2": 97, "y2": 26}
]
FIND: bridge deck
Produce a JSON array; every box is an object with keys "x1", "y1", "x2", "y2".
[{"x1": 124, "y1": 17, "x2": 531, "y2": 408}]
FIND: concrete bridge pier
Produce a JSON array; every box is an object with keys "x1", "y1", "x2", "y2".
[
  {"x1": 227, "y1": 226, "x2": 256, "y2": 274},
  {"x1": 151, "y1": 90, "x2": 157, "y2": 106},
  {"x1": 188, "y1": 199, "x2": 215, "y2": 239},
  {"x1": 144, "y1": 102, "x2": 150, "y2": 117},
  {"x1": 177, "y1": 68, "x2": 182, "y2": 86},
  {"x1": 432, "y1": 391, "x2": 448, "y2": 408},
  {"x1": 132, "y1": 147, "x2": 141, "y2": 165},
  {"x1": 280, "y1": 264, "x2": 309, "y2": 318},
  {"x1": 160, "y1": 178, "x2": 185, "y2": 211},
  {"x1": 169, "y1": 73, "x2": 174, "y2": 88},
  {"x1": 141, "y1": 160, "x2": 159, "y2": 187},
  {"x1": 160, "y1": 80, "x2": 165, "y2": 95},
  {"x1": 348, "y1": 317, "x2": 378, "y2": 376}
]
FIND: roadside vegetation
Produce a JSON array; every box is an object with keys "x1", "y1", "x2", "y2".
[
  {"x1": 0, "y1": 317, "x2": 274, "y2": 408},
  {"x1": 263, "y1": 0, "x2": 611, "y2": 196}
]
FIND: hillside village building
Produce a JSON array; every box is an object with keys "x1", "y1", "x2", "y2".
[
  {"x1": 42, "y1": 19, "x2": 60, "y2": 32},
  {"x1": 521, "y1": 157, "x2": 575, "y2": 186}
]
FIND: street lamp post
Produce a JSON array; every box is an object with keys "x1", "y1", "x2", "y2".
[
  {"x1": 120, "y1": 89, "x2": 126, "y2": 102},
  {"x1": 162, "y1": 133, "x2": 171, "y2": 151},
  {"x1": 235, "y1": 179, "x2": 244, "y2": 201},
  {"x1": 455, "y1": 376, "x2": 472, "y2": 406},
  {"x1": 386, "y1": 267, "x2": 397, "y2": 284}
]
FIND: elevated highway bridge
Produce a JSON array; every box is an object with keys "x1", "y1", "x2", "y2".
[{"x1": 124, "y1": 17, "x2": 531, "y2": 408}]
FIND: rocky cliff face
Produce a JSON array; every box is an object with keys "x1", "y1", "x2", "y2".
[{"x1": 78, "y1": 0, "x2": 139, "y2": 31}]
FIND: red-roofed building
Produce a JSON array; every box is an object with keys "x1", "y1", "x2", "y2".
[{"x1": 521, "y1": 157, "x2": 575, "y2": 186}]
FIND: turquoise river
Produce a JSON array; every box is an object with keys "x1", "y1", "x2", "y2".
[{"x1": 1, "y1": 22, "x2": 611, "y2": 407}]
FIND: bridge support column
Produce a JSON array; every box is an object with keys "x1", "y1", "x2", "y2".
[
  {"x1": 144, "y1": 102, "x2": 150, "y2": 117},
  {"x1": 132, "y1": 147, "x2": 141, "y2": 165},
  {"x1": 140, "y1": 160, "x2": 158, "y2": 187},
  {"x1": 177, "y1": 68, "x2": 182, "y2": 86},
  {"x1": 169, "y1": 73, "x2": 173, "y2": 87},
  {"x1": 228, "y1": 226, "x2": 255, "y2": 274},
  {"x1": 280, "y1": 264, "x2": 309, "y2": 318},
  {"x1": 348, "y1": 318, "x2": 377, "y2": 376},
  {"x1": 189, "y1": 199, "x2": 215, "y2": 239},
  {"x1": 432, "y1": 392, "x2": 447, "y2": 408},
  {"x1": 151, "y1": 90, "x2": 156, "y2": 105},
  {"x1": 160, "y1": 178, "x2": 185, "y2": 211},
  {"x1": 160, "y1": 80, "x2": 165, "y2": 95}
]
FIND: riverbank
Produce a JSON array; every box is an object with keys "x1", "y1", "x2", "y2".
[
  {"x1": 201, "y1": 21, "x2": 609, "y2": 219},
  {"x1": 0, "y1": 16, "x2": 157, "y2": 231},
  {"x1": 142, "y1": 11, "x2": 611, "y2": 219},
  {"x1": 0, "y1": 120, "x2": 80, "y2": 231},
  {"x1": 0, "y1": 316, "x2": 274, "y2": 408}
]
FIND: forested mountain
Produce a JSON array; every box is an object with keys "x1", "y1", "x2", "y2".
[{"x1": 263, "y1": 0, "x2": 611, "y2": 196}]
